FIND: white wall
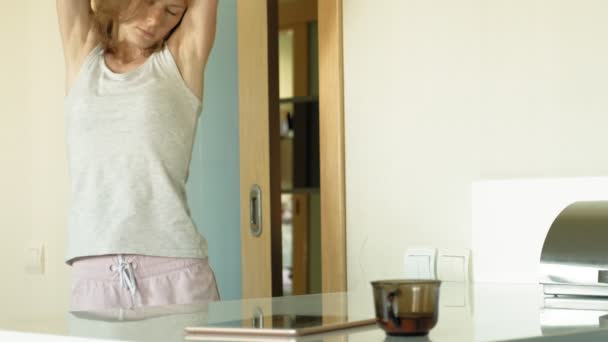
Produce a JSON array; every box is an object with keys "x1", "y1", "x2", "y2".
[
  {"x1": 343, "y1": 0, "x2": 608, "y2": 292},
  {"x1": 0, "y1": 0, "x2": 31, "y2": 319},
  {"x1": 0, "y1": 0, "x2": 71, "y2": 330}
]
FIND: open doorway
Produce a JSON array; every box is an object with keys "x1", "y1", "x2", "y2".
[{"x1": 278, "y1": 0, "x2": 321, "y2": 296}]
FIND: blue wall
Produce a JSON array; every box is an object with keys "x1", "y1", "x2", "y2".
[{"x1": 187, "y1": 0, "x2": 241, "y2": 300}]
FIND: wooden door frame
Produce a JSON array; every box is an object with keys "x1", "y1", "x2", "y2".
[
  {"x1": 318, "y1": 0, "x2": 346, "y2": 294},
  {"x1": 238, "y1": 0, "x2": 346, "y2": 297}
]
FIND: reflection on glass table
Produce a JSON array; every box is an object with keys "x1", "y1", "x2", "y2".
[
  {"x1": 68, "y1": 301, "x2": 212, "y2": 342},
  {"x1": 6, "y1": 283, "x2": 608, "y2": 341}
]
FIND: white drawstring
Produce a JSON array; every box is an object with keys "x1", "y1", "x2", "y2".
[{"x1": 111, "y1": 255, "x2": 138, "y2": 298}]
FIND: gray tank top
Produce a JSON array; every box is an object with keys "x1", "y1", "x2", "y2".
[{"x1": 64, "y1": 43, "x2": 208, "y2": 265}]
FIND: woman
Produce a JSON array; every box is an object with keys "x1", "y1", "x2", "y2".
[{"x1": 56, "y1": 0, "x2": 220, "y2": 311}]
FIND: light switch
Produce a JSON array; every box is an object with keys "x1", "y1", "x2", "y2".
[
  {"x1": 26, "y1": 242, "x2": 45, "y2": 275},
  {"x1": 405, "y1": 255, "x2": 431, "y2": 278},
  {"x1": 404, "y1": 248, "x2": 437, "y2": 279},
  {"x1": 438, "y1": 256, "x2": 465, "y2": 281}
]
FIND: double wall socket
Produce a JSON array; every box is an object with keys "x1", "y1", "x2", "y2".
[{"x1": 404, "y1": 247, "x2": 471, "y2": 281}]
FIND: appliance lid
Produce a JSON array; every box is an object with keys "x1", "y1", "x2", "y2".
[{"x1": 540, "y1": 201, "x2": 608, "y2": 293}]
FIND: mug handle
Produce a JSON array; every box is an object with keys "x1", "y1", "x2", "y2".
[{"x1": 386, "y1": 289, "x2": 402, "y2": 326}]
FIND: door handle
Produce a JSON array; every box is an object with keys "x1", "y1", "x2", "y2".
[
  {"x1": 251, "y1": 306, "x2": 264, "y2": 328},
  {"x1": 250, "y1": 184, "x2": 262, "y2": 237},
  {"x1": 599, "y1": 270, "x2": 608, "y2": 284}
]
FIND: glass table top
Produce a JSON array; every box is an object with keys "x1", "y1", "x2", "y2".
[{"x1": 3, "y1": 283, "x2": 608, "y2": 341}]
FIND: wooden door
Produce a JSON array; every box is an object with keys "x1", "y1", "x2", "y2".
[
  {"x1": 238, "y1": 0, "x2": 282, "y2": 299},
  {"x1": 239, "y1": 0, "x2": 346, "y2": 299}
]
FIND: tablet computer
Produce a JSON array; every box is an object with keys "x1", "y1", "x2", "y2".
[{"x1": 185, "y1": 313, "x2": 376, "y2": 338}]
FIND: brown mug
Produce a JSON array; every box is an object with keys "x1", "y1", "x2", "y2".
[{"x1": 371, "y1": 279, "x2": 441, "y2": 336}]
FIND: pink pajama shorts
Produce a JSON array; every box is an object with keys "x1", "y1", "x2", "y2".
[{"x1": 70, "y1": 254, "x2": 220, "y2": 312}]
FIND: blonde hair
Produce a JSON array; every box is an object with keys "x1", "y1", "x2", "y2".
[{"x1": 91, "y1": 0, "x2": 186, "y2": 55}]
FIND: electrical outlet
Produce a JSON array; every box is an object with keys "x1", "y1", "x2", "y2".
[{"x1": 25, "y1": 242, "x2": 45, "y2": 275}]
